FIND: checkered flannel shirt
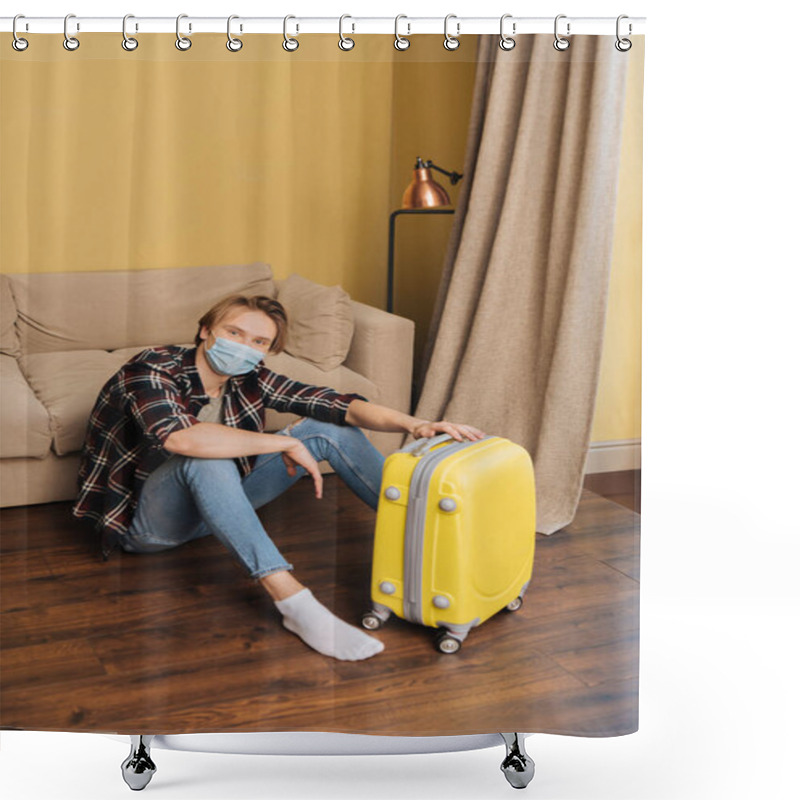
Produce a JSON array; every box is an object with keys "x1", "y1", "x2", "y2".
[{"x1": 72, "y1": 345, "x2": 367, "y2": 542}]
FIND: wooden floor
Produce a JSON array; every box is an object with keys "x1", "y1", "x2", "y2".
[
  {"x1": 0, "y1": 474, "x2": 639, "y2": 737},
  {"x1": 583, "y1": 470, "x2": 640, "y2": 514}
]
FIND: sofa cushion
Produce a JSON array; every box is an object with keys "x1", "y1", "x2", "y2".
[
  {"x1": 0, "y1": 355, "x2": 52, "y2": 459},
  {"x1": 1, "y1": 276, "x2": 20, "y2": 357},
  {"x1": 18, "y1": 347, "x2": 377, "y2": 457},
  {"x1": 9, "y1": 262, "x2": 277, "y2": 355},
  {"x1": 18, "y1": 350, "x2": 145, "y2": 457},
  {"x1": 277, "y1": 274, "x2": 355, "y2": 371}
]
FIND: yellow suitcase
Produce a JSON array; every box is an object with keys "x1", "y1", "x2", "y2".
[{"x1": 362, "y1": 434, "x2": 536, "y2": 653}]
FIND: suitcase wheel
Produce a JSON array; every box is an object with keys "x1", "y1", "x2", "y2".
[
  {"x1": 361, "y1": 613, "x2": 384, "y2": 630},
  {"x1": 435, "y1": 632, "x2": 463, "y2": 654},
  {"x1": 505, "y1": 596, "x2": 524, "y2": 612}
]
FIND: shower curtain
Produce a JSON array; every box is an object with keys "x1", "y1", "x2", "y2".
[{"x1": 0, "y1": 26, "x2": 642, "y2": 751}]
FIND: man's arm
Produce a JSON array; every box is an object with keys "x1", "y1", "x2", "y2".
[
  {"x1": 164, "y1": 423, "x2": 324, "y2": 498},
  {"x1": 344, "y1": 399, "x2": 485, "y2": 442},
  {"x1": 164, "y1": 423, "x2": 294, "y2": 459},
  {"x1": 120, "y1": 362, "x2": 301, "y2": 462}
]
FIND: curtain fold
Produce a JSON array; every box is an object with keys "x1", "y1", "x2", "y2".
[{"x1": 416, "y1": 35, "x2": 629, "y2": 534}]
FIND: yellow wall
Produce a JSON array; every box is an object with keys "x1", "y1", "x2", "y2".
[
  {"x1": 0, "y1": 33, "x2": 477, "y2": 312},
  {"x1": 1, "y1": 34, "x2": 399, "y2": 306},
  {"x1": 1, "y1": 33, "x2": 641, "y2": 443},
  {"x1": 590, "y1": 40, "x2": 644, "y2": 443}
]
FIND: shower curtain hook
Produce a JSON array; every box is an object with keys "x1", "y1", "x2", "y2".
[
  {"x1": 63, "y1": 13, "x2": 80, "y2": 51},
  {"x1": 553, "y1": 14, "x2": 570, "y2": 51},
  {"x1": 12, "y1": 14, "x2": 29, "y2": 51},
  {"x1": 339, "y1": 15, "x2": 355, "y2": 51},
  {"x1": 615, "y1": 14, "x2": 632, "y2": 51},
  {"x1": 443, "y1": 14, "x2": 460, "y2": 51},
  {"x1": 394, "y1": 15, "x2": 411, "y2": 51},
  {"x1": 283, "y1": 15, "x2": 300, "y2": 51},
  {"x1": 175, "y1": 14, "x2": 192, "y2": 50},
  {"x1": 122, "y1": 15, "x2": 139, "y2": 51},
  {"x1": 499, "y1": 14, "x2": 516, "y2": 51},
  {"x1": 227, "y1": 15, "x2": 243, "y2": 51}
]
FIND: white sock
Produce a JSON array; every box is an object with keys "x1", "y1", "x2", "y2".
[{"x1": 274, "y1": 588, "x2": 384, "y2": 661}]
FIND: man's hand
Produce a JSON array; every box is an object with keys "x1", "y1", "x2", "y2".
[
  {"x1": 281, "y1": 439, "x2": 324, "y2": 499},
  {"x1": 410, "y1": 420, "x2": 486, "y2": 442},
  {"x1": 342, "y1": 399, "x2": 486, "y2": 444}
]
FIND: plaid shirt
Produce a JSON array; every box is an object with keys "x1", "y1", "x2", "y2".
[{"x1": 72, "y1": 345, "x2": 367, "y2": 541}]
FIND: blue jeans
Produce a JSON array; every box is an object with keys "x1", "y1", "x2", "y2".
[{"x1": 122, "y1": 418, "x2": 385, "y2": 580}]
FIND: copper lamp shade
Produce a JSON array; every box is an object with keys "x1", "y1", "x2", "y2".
[{"x1": 402, "y1": 166, "x2": 452, "y2": 209}]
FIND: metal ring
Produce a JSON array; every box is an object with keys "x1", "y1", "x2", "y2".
[
  {"x1": 615, "y1": 14, "x2": 632, "y2": 51},
  {"x1": 339, "y1": 14, "x2": 355, "y2": 51},
  {"x1": 227, "y1": 15, "x2": 243, "y2": 51},
  {"x1": 63, "y1": 13, "x2": 80, "y2": 51},
  {"x1": 12, "y1": 14, "x2": 29, "y2": 51},
  {"x1": 283, "y1": 15, "x2": 299, "y2": 51},
  {"x1": 176, "y1": 14, "x2": 192, "y2": 51},
  {"x1": 394, "y1": 15, "x2": 410, "y2": 51},
  {"x1": 443, "y1": 14, "x2": 460, "y2": 51},
  {"x1": 553, "y1": 14, "x2": 570, "y2": 51},
  {"x1": 499, "y1": 14, "x2": 515, "y2": 51},
  {"x1": 122, "y1": 14, "x2": 139, "y2": 51}
]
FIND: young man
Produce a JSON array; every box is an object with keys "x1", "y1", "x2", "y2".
[{"x1": 73, "y1": 294, "x2": 484, "y2": 661}]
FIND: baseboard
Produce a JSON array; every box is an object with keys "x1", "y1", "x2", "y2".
[{"x1": 585, "y1": 438, "x2": 641, "y2": 474}]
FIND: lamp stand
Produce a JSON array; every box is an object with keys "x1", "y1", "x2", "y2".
[{"x1": 387, "y1": 208, "x2": 455, "y2": 313}]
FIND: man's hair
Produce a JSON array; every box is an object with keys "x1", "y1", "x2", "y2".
[{"x1": 194, "y1": 294, "x2": 288, "y2": 354}]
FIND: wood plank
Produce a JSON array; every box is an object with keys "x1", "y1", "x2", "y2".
[
  {"x1": 89, "y1": 604, "x2": 295, "y2": 675},
  {"x1": 521, "y1": 598, "x2": 639, "y2": 656},
  {"x1": 0, "y1": 582, "x2": 258, "y2": 649},
  {"x1": 548, "y1": 635, "x2": 640, "y2": 688},
  {"x1": 0, "y1": 643, "x2": 584, "y2": 733},
  {"x1": 0, "y1": 639, "x2": 107, "y2": 689},
  {"x1": 0, "y1": 551, "x2": 57, "y2": 614},
  {"x1": 0, "y1": 503, "x2": 92, "y2": 554}
]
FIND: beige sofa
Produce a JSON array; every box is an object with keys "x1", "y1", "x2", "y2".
[{"x1": 0, "y1": 262, "x2": 414, "y2": 508}]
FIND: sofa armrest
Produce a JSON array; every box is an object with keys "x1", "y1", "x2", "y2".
[{"x1": 345, "y1": 301, "x2": 414, "y2": 411}]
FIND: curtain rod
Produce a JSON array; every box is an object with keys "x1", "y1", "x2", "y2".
[{"x1": 1, "y1": 16, "x2": 646, "y2": 37}]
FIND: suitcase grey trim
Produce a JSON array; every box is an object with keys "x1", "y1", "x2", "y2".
[
  {"x1": 398, "y1": 432, "x2": 454, "y2": 456},
  {"x1": 402, "y1": 437, "x2": 496, "y2": 624},
  {"x1": 435, "y1": 618, "x2": 481, "y2": 640}
]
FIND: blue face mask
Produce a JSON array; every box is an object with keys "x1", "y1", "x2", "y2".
[{"x1": 204, "y1": 334, "x2": 265, "y2": 376}]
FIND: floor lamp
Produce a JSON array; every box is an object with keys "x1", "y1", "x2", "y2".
[{"x1": 386, "y1": 157, "x2": 463, "y2": 313}]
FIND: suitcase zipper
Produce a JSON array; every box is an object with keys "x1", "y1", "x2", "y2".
[{"x1": 403, "y1": 437, "x2": 495, "y2": 624}]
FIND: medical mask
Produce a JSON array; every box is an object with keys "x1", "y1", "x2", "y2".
[{"x1": 204, "y1": 334, "x2": 264, "y2": 376}]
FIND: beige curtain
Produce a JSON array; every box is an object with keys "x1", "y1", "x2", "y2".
[{"x1": 415, "y1": 36, "x2": 629, "y2": 534}]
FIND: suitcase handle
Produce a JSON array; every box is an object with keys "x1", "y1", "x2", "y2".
[{"x1": 403, "y1": 433, "x2": 456, "y2": 458}]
